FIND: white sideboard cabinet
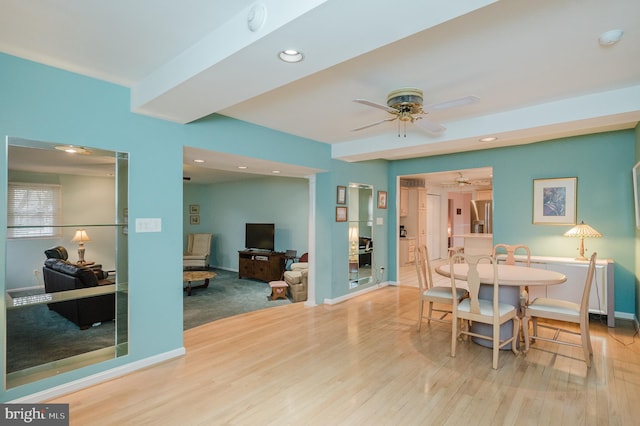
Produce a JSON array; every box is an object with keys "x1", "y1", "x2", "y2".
[{"x1": 505, "y1": 255, "x2": 615, "y2": 327}]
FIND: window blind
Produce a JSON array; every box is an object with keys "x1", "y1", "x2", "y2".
[{"x1": 7, "y1": 182, "x2": 62, "y2": 238}]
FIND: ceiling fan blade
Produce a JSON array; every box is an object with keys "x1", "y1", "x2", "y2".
[
  {"x1": 353, "y1": 99, "x2": 399, "y2": 114},
  {"x1": 423, "y1": 95, "x2": 479, "y2": 111},
  {"x1": 351, "y1": 116, "x2": 398, "y2": 132},
  {"x1": 415, "y1": 117, "x2": 446, "y2": 134}
]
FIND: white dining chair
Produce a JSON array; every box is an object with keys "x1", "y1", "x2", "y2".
[
  {"x1": 493, "y1": 243, "x2": 531, "y2": 308},
  {"x1": 450, "y1": 253, "x2": 520, "y2": 369},
  {"x1": 522, "y1": 252, "x2": 597, "y2": 367},
  {"x1": 415, "y1": 245, "x2": 467, "y2": 331}
]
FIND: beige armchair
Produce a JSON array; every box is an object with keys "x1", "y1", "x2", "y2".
[
  {"x1": 183, "y1": 233, "x2": 212, "y2": 270},
  {"x1": 284, "y1": 253, "x2": 308, "y2": 302}
]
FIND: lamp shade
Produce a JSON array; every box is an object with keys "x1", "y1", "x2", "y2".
[
  {"x1": 563, "y1": 220, "x2": 601, "y2": 260},
  {"x1": 71, "y1": 229, "x2": 91, "y2": 243},
  {"x1": 563, "y1": 221, "x2": 602, "y2": 238}
]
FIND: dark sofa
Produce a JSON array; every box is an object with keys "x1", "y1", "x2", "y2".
[{"x1": 43, "y1": 258, "x2": 115, "y2": 330}]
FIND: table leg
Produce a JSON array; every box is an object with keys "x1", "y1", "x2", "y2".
[{"x1": 184, "y1": 278, "x2": 210, "y2": 296}]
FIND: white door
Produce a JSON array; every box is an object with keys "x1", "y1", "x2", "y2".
[{"x1": 426, "y1": 194, "x2": 441, "y2": 259}]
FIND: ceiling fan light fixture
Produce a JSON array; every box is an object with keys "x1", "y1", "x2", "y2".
[
  {"x1": 278, "y1": 50, "x2": 304, "y2": 63},
  {"x1": 386, "y1": 88, "x2": 423, "y2": 113}
]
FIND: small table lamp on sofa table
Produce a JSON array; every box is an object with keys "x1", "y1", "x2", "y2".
[
  {"x1": 563, "y1": 220, "x2": 601, "y2": 261},
  {"x1": 72, "y1": 229, "x2": 91, "y2": 264}
]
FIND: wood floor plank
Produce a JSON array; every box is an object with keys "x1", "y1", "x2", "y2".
[{"x1": 46, "y1": 283, "x2": 640, "y2": 425}]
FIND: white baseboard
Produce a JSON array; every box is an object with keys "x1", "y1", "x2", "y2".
[
  {"x1": 9, "y1": 347, "x2": 186, "y2": 403},
  {"x1": 614, "y1": 311, "x2": 636, "y2": 321},
  {"x1": 324, "y1": 281, "x2": 391, "y2": 305}
]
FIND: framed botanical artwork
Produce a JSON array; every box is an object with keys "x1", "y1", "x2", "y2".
[
  {"x1": 336, "y1": 206, "x2": 347, "y2": 222},
  {"x1": 377, "y1": 190, "x2": 388, "y2": 209},
  {"x1": 336, "y1": 186, "x2": 347, "y2": 204},
  {"x1": 633, "y1": 161, "x2": 640, "y2": 228},
  {"x1": 190, "y1": 215, "x2": 200, "y2": 225},
  {"x1": 189, "y1": 204, "x2": 200, "y2": 215},
  {"x1": 533, "y1": 177, "x2": 577, "y2": 225}
]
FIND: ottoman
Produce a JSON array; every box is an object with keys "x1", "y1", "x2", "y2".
[{"x1": 268, "y1": 280, "x2": 288, "y2": 300}]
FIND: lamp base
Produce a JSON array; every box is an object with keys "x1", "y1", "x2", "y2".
[{"x1": 77, "y1": 245, "x2": 86, "y2": 264}]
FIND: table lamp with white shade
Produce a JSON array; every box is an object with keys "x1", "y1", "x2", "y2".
[
  {"x1": 563, "y1": 220, "x2": 601, "y2": 261},
  {"x1": 71, "y1": 229, "x2": 91, "y2": 264}
]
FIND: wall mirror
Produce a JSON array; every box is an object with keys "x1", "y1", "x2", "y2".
[
  {"x1": 348, "y1": 183, "x2": 373, "y2": 288},
  {"x1": 4, "y1": 137, "x2": 129, "y2": 389}
]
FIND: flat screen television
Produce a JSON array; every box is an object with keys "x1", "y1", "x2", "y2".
[{"x1": 245, "y1": 223, "x2": 275, "y2": 251}]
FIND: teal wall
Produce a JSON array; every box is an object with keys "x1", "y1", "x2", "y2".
[
  {"x1": 389, "y1": 131, "x2": 636, "y2": 315},
  {"x1": 323, "y1": 159, "x2": 389, "y2": 301},
  {"x1": 0, "y1": 50, "x2": 636, "y2": 401},
  {"x1": 183, "y1": 176, "x2": 310, "y2": 269},
  {"x1": 635, "y1": 124, "x2": 640, "y2": 319},
  {"x1": 0, "y1": 53, "x2": 360, "y2": 401}
]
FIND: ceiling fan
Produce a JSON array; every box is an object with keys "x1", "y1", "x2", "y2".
[
  {"x1": 352, "y1": 88, "x2": 478, "y2": 137},
  {"x1": 441, "y1": 172, "x2": 491, "y2": 188}
]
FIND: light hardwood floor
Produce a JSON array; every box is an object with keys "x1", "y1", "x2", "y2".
[{"x1": 48, "y1": 267, "x2": 640, "y2": 425}]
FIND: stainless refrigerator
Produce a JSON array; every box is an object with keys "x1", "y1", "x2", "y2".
[{"x1": 470, "y1": 200, "x2": 492, "y2": 233}]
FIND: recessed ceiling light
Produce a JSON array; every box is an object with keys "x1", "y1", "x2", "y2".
[
  {"x1": 271, "y1": 170, "x2": 281, "y2": 174},
  {"x1": 238, "y1": 166, "x2": 248, "y2": 170},
  {"x1": 278, "y1": 50, "x2": 304, "y2": 63},
  {"x1": 54, "y1": 145, "x2": 90, "y2": 154},
  {"x1": 193, "y1": 159, "x2": 205, "y2": 163},
  {"x1": 479, "y1": 137, "x2": 497, "y2": 142},
  {"x1": 599, "y1": 29, "x2": 624, "y2": 46}
]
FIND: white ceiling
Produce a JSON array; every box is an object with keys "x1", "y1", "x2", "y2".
[{"x1": 2, "y1": 0, "x2": 639, "y2": 183}]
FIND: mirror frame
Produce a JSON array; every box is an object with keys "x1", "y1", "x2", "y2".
[
  {"x1": 3, "y1": 137, "x2": 129, "y2": 389},
  {"x1": 348, "y1": 183, "x2": 374, "y2": 288}
]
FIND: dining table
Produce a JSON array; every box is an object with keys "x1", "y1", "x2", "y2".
[{"x1": 435, "y1": 262, "x2": 567, "y2": 350}]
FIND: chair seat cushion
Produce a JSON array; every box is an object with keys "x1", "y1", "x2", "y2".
[
  {"x1": 458, "y1": 298, "x2": 516, "y2": 316},
  {"x1": 527, "y1": 297, "x2": 580, "y2": 318},
  {"x1": 424, "y1": 286, "x2": 467, "y2": 300}
]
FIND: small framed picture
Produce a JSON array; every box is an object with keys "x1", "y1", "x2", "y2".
[
  {"x1": 533, "y1": 177, "x2": 577, "y2": 225},
  {"x1": 337, "y1": 186, "x2": 347, "y2": 204},
  {"x1": 190, "y1": 215, "x2": 200, "y2": 225},
  {"x1": 377, "y1": 190, "x2": 388, "y2": 209},
  {"x1": 189, "y1": 204, "x2": 200, "y2": 215},
  {"x1": 336, "y1": 206, "x2": 348, "y2": 222}
]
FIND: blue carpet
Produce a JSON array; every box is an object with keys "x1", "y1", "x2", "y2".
[{"x1": 183, "y1": 268, "x2": 291, "y2": 330}]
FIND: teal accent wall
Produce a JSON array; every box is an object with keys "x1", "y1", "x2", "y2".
[
  {"x1": 635, "y1": 124, "x2": 640, "y2": 320},
  {"x1": 183, "y1": 176, "x2": 310, "y2": 269},
  {"x1": 0, "y1": 49, "x2": 635, "y2": 401},
  {"x1": 0, "y1": 53, "x2": 342, "y2": 401},
  {"x1": 323, "y1": 159, "x2": 389, "y2": 301},
  {"x1": 389, "y1": 130, "x2": 636, "y2": 315}
]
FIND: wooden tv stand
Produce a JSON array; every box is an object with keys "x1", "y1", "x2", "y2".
[{"x1": 238, "y1": 250, "x2": 286, "y2": 282}]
